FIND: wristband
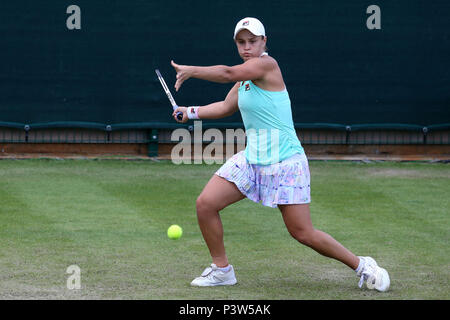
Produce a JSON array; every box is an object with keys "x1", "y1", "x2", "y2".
[{"x1": 187, "y1": 106, "x2": 200, "y2": 120}]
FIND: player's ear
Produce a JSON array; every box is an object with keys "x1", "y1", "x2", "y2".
[{"x1": 262, "y1": 36, "x2": 268, "y2": 51}]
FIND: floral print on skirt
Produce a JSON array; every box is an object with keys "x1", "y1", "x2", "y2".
[{"x1": 215, "y1": 151, "x2": 311, "y2": 208}]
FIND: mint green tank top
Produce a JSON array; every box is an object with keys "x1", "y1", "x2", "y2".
[{"x1": 238, "y1": 80, "x2": 304, "y2": 165}]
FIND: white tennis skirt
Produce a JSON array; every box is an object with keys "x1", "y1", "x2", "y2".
[{"x1": 215, "y1": 151, "x2": 311, "y2": 208}]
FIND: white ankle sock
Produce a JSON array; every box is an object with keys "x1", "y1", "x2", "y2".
[
  {"x1": 355, "y1": 257, "x2": 365, "y2": 273},
  {"x1": 218, "y1": 265, "x2": 231, "y2": 273}
]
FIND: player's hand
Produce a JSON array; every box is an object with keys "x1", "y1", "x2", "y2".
[
  {"x1": 171, "y1": 60, "x2": 191, "y2": 92},
  {"x1": 172, "y1": 106, "x2": 188, "y2": 123}
]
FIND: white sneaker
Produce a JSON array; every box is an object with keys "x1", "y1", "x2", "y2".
[
  {"x1": 190, "y1": 264, "x2": 237, "y2": 287},
  {"x1": 357, "y1": 256, "x2": 390, "y2": 292}
]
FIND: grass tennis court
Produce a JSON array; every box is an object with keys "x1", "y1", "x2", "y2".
[{"x1": 0, "y1": 159, "x2": 448, "y2": 300}]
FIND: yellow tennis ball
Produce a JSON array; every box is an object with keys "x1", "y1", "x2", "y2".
[{"x1": 167, "y1": 224, "x2": 182, "y2": 240}]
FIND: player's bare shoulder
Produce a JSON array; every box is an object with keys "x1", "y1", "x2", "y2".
[
  {"x1": 259, "y1": 54, "x2": 278, "y2": 70},
  {"x1": 254, "y1": 55, "x2": 285, "y2": 90}
]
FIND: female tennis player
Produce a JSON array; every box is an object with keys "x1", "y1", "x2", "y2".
[{"x1": 171, "y1": 17, "x2": 390, "y2": 291}]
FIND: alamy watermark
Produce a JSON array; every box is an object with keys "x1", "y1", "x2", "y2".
[
  {"x1": 170, "y1": 121, "x2": 281, "y2": 164},
  {"x1": 62, "y1": 3, "x2": 382, "y2": 165},
  {"x1": 64, "y1": 4, "x2": 382, "y2": 31},
  {"x1": 366, "y1": 5, "x2": 381, "y2": 30},
  {"x1": 66, "y1": 5, "x2": 81, "y2": 30},
  {"x1": 66, "y1": 264, "x2": 81, "y2": 290}
]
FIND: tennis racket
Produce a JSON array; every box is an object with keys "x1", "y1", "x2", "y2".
[{"x1": 155, "y1": 69, "x2": 183, "y2": 121}]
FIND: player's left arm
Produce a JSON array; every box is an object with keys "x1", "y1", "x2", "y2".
[
  {"x1": 171, "y1": 58, "x2": 274, "y2": 91},
  {"x1": 172, "y1": 82, "x2": 239, "y2": 123}
]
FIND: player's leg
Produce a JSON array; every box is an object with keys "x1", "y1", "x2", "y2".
[
  {"x1": 279, "y1": 203, "x2": 390, "y2": 291},
  {"x1": 196, "y1": 174, "x2": 245, "y2": 268},
  {"x1": 190, "y1": 174, "x2": 244, "y2": 286},
  {"x1": 278, "y1": 203, "x2": 359, "y2": 269}
]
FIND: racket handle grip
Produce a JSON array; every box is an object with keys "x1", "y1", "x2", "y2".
[{"x1": 173, "y1": 105, "x2": 183, "y2": 121}]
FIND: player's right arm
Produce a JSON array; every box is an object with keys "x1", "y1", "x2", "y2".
[{"x1": 173, "y1": 82, "x2": 239, "y2": 123}]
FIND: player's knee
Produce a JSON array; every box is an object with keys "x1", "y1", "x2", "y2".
[
  {"x1": 195, "y1": 196, "x2": 206, "y2": 213},
  {"x1": 288, "y1": 228, "x2": 315, "y2": 247},
  {"x1": 196, "y1": 195, "x2": 216, "y2": 217}
]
